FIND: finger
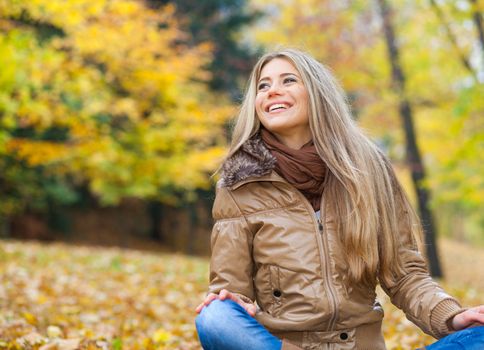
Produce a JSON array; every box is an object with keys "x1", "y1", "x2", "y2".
[
  {"x1": 455, "y1": 308, "x2": 484, "y2": 329},
  {"x1": 230, "y1": 294, "x2": 247, "y2": 307},
  {"x1": 195, "y1": 302, "x2": 205, "y2": 313},
  {"x1": 196, "y1": 294, "x2": 218, "y2": 313},
  {"x1": 469, "y1": 312, "x2": 484, "y2": 324},
  {"x1": 474, "y1": 305, "x2": 484, "y2": 314},
  {"x1": 222, "y1": 290, "x2": 245, "y2": 305},
  {"x1": 245, "y1": 303, "x2": 257, "y2": 317},
  {"x1": 219, "y1": 289, "x2": 230, "y2": 300},
  {"x1": 225, "y1": 293, "x2": 256, "y2": 316},
  {"x1": 215, "y1": 290, "x2": 256, "y2": 316},
  {"x1": 220, "y1": 289, "x2": 241, "y2": 303},
  {"x1": 204, "y1": 293, "x2": 219, "y2": 305}
]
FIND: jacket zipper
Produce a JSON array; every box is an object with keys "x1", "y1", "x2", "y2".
[
  {"x1": 294, "y1": 190, "x2": 339, "y2": 332},
  {"x1": 317, "y1": 217, "x2": 339, "y2": 331}
]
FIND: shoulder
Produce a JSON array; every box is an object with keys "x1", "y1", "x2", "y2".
[
  {"x1": 218, "y1": 133, "x2": 276, "y2": 188},
  {"x1": 212, "y1": 185, "x2": 242, "y2": 220}
]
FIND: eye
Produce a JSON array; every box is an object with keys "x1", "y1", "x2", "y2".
[
  {"x1": 257, "y1": 82, "x2": 270, "y2": 91},
  {"x1": 284, "y1": 76, "x2": 297, "y2": 84}
]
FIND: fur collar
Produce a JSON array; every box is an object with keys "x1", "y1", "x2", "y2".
[{"x1": 219, "y1": 133, "x2": 277, "y2": 187}]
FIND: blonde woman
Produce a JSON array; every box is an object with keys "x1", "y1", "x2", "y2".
[{"x1": 194, "y1": 49, "x2": 484, "y2": 350}]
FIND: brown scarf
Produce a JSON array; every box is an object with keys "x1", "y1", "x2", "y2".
[{"x1": 260, "y1": 128, "x2": 326, "y2": 211}]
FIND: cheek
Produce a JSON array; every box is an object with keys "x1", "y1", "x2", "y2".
[
  {"x1": 300, "y1": 92, "x2": 309, "y2": 113},
  {"x1": 255, "y1": 96, "x2": 264, "y2": 115},
  {"x1": 300, "y1": 89, "x2": 309, "y2": 105}
]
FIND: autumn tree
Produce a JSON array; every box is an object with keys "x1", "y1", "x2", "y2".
[
  {"x1": 0, "y1": 0, "x2": 233, "y2": 235},
  {"x1": 148, "y1": 0, "x2": 263, "y2": 99}
]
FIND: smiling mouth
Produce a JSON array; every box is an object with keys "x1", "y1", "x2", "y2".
[{"x1": 267, "y1": 103, "x2": 291, "y2": 113}]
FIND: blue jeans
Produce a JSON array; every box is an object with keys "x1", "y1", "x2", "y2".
[
  {"x1": 195, "y1": 299, "x2": 282, "y2": 349},
  {"x1": 195, "y1": 299, "x2": 484, "y2": 350},
  {"x1": 424, "y1": 325, "x2": 484, "y2": 350}
]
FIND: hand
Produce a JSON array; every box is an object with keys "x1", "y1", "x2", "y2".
[
  {"x1": 451, "y1": 306, "x2": 484, "y2": 331},
  {"x1": 195, "y1": 289, "x2": 257, "y2": 317}
]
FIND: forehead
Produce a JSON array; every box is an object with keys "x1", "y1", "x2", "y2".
[{"x1": 259, "y1": 57, "x2": 299, "y2": 80}]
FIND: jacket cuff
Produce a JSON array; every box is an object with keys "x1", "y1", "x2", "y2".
[{"x1": 430, "y1": 298, "x2": 465, "y2": 338}]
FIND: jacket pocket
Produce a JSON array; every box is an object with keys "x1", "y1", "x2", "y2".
[
  {"x1": 254, "y1": 264, "x2": 317, "y2": 318},
  {"x1": 254, "y1": 264, "x2": 282, "y2": 316}
]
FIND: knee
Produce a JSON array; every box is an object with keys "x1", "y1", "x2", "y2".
[{"x1": 195, "y1": 299, "x2": 238, "y2": 337}]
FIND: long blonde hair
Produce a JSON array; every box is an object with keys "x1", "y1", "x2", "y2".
[{"x1": 222, "y1": 48, "x2": 423, "y2": 285}]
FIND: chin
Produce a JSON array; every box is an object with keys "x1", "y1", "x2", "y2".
[
  {"x1": 261, "y1": 123, "x2": 285, "y2": 132},
  {"x1": 261, "y1": 118, "x2": 292, "y2": 130}
]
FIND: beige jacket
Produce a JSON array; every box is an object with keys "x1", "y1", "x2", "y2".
[{"x1": 208, "y1": 135, "x2": 463, "y2": 350}]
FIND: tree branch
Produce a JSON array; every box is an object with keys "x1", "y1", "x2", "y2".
[{"x1": 429, "y1": 0, "x2": 479, "y2": 81}]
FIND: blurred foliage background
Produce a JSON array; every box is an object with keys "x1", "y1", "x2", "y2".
[{"x1": 0, "y1": 0, "x2": 482, "y2": 248}]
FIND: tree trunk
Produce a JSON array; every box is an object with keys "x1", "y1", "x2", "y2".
[
  {"x1": 187, "y1": 201, "x2": 198, "y2": 255},
  {"x1": 148, "y1": 201, "x2": 164, "y2": 242},
  {"x1": 469, "y1": 0, "x2": 484, "y2": 59},
  {"x1": 0, "y1": 215, "x2": 10, "y2": 238},
  {"x1": 376, "y1": 0, "x2": 443, "y2": 277}
]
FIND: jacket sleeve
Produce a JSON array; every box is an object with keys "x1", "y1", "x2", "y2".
[
  {"x1": 379, "y1": 188, "x2": 464, "y2": 339},
  {"x1": 207, "y1": 185, "x2": 255, "y2": 303}
]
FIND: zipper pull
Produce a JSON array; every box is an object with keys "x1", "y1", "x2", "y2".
[{"x1": 318, "y1": 219, "x2": 323, "y2": 231}]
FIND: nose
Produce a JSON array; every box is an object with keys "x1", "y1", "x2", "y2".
[{"x1": 267, "y1": 81, "x2": 283, "y2": 96}]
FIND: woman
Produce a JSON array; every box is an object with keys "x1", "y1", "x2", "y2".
[{"x1": 194, "y1": 49, "x2": 484, "y2": 350}]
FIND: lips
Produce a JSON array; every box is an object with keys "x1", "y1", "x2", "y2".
[{"x1": 266, "y1": 102, "x2": 292, "y2": 113}]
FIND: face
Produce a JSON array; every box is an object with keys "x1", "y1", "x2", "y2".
[{"x1": 255, "y1": 58, "x2": 310, "y2": 146}]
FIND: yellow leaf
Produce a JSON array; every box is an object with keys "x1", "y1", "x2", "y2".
[
  {"x1": 152, "y1": 329, "x2": 171, "y2": 343},
  {"x1": 37, "y1": 294, "x2": 48, "y2": 304},
  {"x1": 23, "y1": 312, "x2": 37, "y2": 325}
]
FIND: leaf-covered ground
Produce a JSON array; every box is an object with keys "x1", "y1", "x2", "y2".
[{"x1": 0, "y1": 239, "x2": 482, "y2": 350}]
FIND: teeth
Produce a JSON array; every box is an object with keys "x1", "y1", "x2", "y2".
[{"x1": 269, "y1": 103, "x2": 288, "y2": 112}]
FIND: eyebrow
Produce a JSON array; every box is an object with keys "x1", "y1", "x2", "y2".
[{"x1": 258, "y1": 72, "x2": 299, "y2": 83}]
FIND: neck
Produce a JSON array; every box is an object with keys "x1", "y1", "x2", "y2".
[{"x1": 272, "y1": 131, "x2": 312, "y2": 150}]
